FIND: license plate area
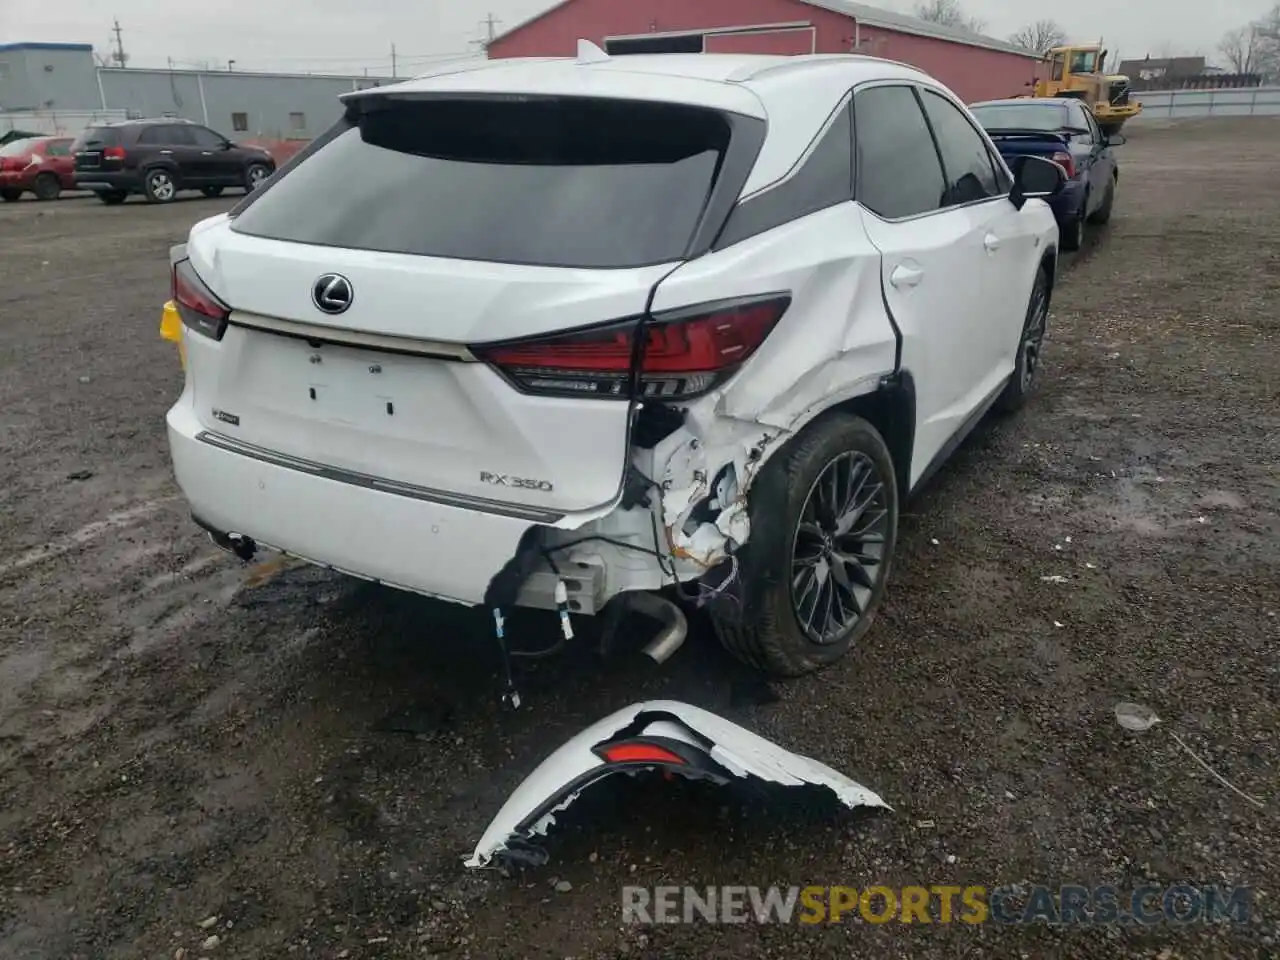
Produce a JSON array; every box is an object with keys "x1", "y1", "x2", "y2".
[{"x1": 241, "y1": 335, "x2": 423, "y2": 435}]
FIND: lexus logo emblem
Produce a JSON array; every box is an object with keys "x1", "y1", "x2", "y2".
[{"x1": 312, "y1": 273, "x2": 353, "y2": 314}]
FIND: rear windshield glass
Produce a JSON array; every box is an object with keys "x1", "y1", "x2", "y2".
[
  {"x1": 969, "y1": 103, "x2": 1071, "y2": 132},
  {"x1": 0, "y1": 139, "x2": 41, "y2": 157},
  {"x1": 231, "y1": 97, "x2": 732, "y2": 269},
  {"x1": 75, "y1": 126, "x2": 121, "y2": 146},
  {"x1": 73, "y1": 127, "x2": 122, "y2": 149}
]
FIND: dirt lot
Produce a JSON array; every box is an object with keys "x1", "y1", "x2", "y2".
[{"x1": 1, "y1": 119, "x2": 1277, "y2": 960}]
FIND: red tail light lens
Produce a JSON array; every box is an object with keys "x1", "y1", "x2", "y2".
[
  {"x1": 1050, "y1": 151, "x2": 1076, "y2": 178},
  {"x1": 0, "y1": 158, "x2": 21, "y2": 171},
  {"x1": 172, "y1": 259, "x2": 230, "y2": 340},
  {"x1": 475, "y1": 294, "x2": 789, "y2": 400},
  {"x1": 599, "y1": 743, "x2": 688, "y2": 765},
  {"x1": 103, "y1": 146, "x2": 126, "y2": 160}
]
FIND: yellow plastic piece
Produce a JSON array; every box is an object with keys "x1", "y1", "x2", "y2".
[{"x1": 160, "y1": 300, "x2": 186, "y2": 368}]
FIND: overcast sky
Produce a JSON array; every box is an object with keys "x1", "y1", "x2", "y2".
[{"x1": 3, "y1": 0, "x2": 1270, "y2": 75}]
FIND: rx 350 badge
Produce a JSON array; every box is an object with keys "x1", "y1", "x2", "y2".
[{"x1": 480, "y1": 471, "x2": 553, "y2": 493}]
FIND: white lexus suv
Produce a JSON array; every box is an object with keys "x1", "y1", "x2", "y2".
[{"x1": 164, "y1": 47, "x2": 1065, "y2": 678}]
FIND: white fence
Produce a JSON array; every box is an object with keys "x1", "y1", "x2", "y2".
[
  {"x1": 1132, "y1": 86, "x2": 1280, "y2": 120},
  {"x1": 0, "y1": 109, "x2": 131, "y2": 138}
]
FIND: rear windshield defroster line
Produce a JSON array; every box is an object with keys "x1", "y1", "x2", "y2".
[{"x1": 231, "y1": 95, "x2": 745, "y2": 269}]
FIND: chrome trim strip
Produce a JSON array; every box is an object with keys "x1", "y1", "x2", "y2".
[
  {"x1": 195, "y1": 430, "x2": 565, "y2": 524},
  {"x1": 228, "y1": 311, "x2": 479, "y2": 361}
]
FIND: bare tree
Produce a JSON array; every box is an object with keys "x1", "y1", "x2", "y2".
[
  {"x1": 913, "y1": 0, "x2": 986, "y2": 33},
  {"x1": 1251, "y1": 5, "x2": 1280, "y2": 77},
  {"x1": 1009, "y1": 19, "x2": 1068, "y2": 55},
  {"x1": 1219, "y1": 25, "x2": 1260, "y2": 74},
  {"x1": 1219, "y1": 6, "x2": 1280, "y2": 78}
]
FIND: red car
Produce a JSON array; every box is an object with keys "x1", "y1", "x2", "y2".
[{"x1": 0, "y1": 136, "x2": 77, "y2": 201}]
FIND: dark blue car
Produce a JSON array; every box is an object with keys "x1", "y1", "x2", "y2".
[{"x1": 969, "y1": 98, "x2": 1124, "y2": 251}]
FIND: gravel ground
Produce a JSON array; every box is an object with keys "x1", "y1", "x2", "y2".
[{"x1": 1, "y1": 119, "x2": 1277, "y2": 960}]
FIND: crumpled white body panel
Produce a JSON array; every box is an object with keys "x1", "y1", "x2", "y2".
[{"x1": 465, "y1": 699, "x2": 889, "y2": 869}]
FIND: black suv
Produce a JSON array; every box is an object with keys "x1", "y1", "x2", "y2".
[{"x1": 72, "y1": 119, "x2": 276, "y2": 204}]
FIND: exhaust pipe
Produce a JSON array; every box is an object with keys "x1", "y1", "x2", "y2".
[
  {"x1": 628, "y1": 592, "x2": 689, "y2": 664},
  {"x1": 206, "y1": 529, "x2": 257, "y2": 562}
]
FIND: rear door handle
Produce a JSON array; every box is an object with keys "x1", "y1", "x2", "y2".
[
  {"x1": 984, "y1": 233, "x2": 1001, "y2": 252},
  {"x1": 890, "y1": 264, "x2": 923, "y2": 288},
  {"x1": 160, "y1": 150, "x2": 173, "y2": 155},
  {"x1": 201, "y1": 151, "x2": 213, "y2": 156}
]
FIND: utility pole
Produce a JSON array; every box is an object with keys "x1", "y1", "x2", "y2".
[
  {"x1": 111, "y1": 17, "x2": 128, "y2": 67},
  {"x1": 391, "y1": 43, "x2": 397, "y2": 78},
  {"x1": 483, "y1": 13, "x2": 501, "y2": 47}
]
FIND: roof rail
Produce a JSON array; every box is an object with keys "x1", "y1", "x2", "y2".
[{"x1": 728, "y1": 52, "x2": 919, "y2": 83}]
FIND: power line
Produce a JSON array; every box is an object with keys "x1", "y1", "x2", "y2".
[{"x1": 110, "y1": 17, "x2": 128, "y2": 67}]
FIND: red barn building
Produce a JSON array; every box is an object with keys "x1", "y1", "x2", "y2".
[{"x1": 485, "y1": 0, "x2": 1039, "y2": 103}]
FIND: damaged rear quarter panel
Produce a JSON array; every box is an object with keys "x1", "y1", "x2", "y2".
[{"x1": 645, "y1": 204, "x2": 898, "y2": 568}]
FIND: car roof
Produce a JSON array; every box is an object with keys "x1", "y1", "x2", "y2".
[
  {"x1": 351, "y1": 52, "x2": 937, "y2": 196},
  {"x1": 97, "y1": 117, "x2": 198, "y2": 127},
  {"x1": 971, "y1": 98, "x2": 1075, "y2": 107}
]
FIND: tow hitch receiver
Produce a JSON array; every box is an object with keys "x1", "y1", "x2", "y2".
[{"x1": 464, "y1": 700, "x2": 889, "y2": 869}]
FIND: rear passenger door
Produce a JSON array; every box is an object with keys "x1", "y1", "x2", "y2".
[
  {"x1": 43, "y1": 139, "x2": 76, "y2": 187},
  {"x1": 852, "y1": 83, "x2": 991, "y2": 486},
  {"x1": 916, "y1": 87, "x2": 1040, "y2": 397},
  {"x1": 1075, "y1": 102, "x2": 1114, "y2": 214},
  {"x1": 162, "y1": 125, "x2": 206, "y2": 184}
]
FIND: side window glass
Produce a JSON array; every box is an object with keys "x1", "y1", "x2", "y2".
[
  {"x1": 1070, "y1": 104, "x2": 1093, "y2": 144},
  {"x1": 853, "y1": 85, "x2": 946, "y2": 219},
  {"x1": 920, "y1": 90, "x2": 1000, "y2": 206},
  {"x1": 137, "y1": 127, "x2": 161, "y2": 145},
  {"x1": 166, "y1": 125, "x2": 196, "y2": 146},
  {"x1": 715, "y1": 100, "x2": 853, "y2": 249},
  {"x1": 191, "y1": 127, "x2": 225, "y2": 148},
  {"x1": 1083, "y1": 107, "x2": 1103, "y2": 144}
]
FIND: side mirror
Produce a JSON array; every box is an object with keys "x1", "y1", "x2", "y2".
[
  {"x1": 1008, "y1": 155, "x2": 1066, "y2": 211},
  {"x1": 1105, "y1": 133, "x2": 1127, "y2": 146},
  {"x1": 221, "y1": 140, "x2": 234, "y2": 150}
]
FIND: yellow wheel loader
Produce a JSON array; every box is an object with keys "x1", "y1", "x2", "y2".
[{"x1": 1028, "y1": 43, "x2": 1141, "y2": 136}]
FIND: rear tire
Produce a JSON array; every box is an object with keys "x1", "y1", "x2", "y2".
[
  {"x1": 995, "y1": 265, "x2": 1051, "y2": 415},
  {"x1": 0, "y1": 188, "x2": 20, "y2": 202},
  {"x1": 201, "y1": 185, "x2": 225, "y2": 198},
  {"x1": 96, "y1": 190, "x2": 128, "y2": 205},
  {"x1": 143, "y1": 168, "x2": 177, "y2": 203},
  {"x1": 711, "y1": 414, "x2": 898, "y2": 678},
  {"x1": 1060, "y1": 203, "x2": 1085, "y2": 252},
  {"x1": 33, "y1": 173, "x2": 61, "y2": 201},
  {"x1": 1089, "y1": 175, "x2": 1116, "y2": 224}
]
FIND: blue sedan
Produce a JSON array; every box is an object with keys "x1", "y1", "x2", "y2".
[{"x1": 970, "y1": 97, "x2": 1124, "y2": 251}]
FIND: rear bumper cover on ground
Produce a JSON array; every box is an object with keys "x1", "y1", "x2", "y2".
[
  {"x1": 465, "y1": 699, "x2": 889, "y2": 869},
  {"x1": 166, "y1": 401, "x2": 542, "y2": 605}
]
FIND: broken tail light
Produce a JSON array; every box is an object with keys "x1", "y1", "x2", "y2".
[
  {"x1": 1049, "y1": 150, "x2": 1076, "y2": 179},
  {"x1": 597, "y1": 741, "x2": 689, "y2": 766},
  {"x1": 172, "y1": 259, "x2": 230, "y2": 341},
  {"x1": 474, "y1": 294, "x2": 790, "y2": 401}
]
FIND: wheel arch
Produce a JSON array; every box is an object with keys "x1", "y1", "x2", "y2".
[
  {"x1": 828, "y1": 372, "x2": 916, "y2": 502},
  {"x1": 1039, "y1": 245, "x2": 1058, "y2": 299},
  {"x1": 141, "y1": 160, "x2": 182, "y2": 186}
]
